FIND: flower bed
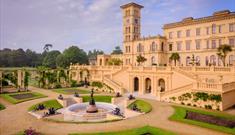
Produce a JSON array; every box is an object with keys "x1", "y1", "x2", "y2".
[{"x1": 186, "y1": 111, "x2": 235, "y2": 128}]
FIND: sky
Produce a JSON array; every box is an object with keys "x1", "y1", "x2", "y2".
[{"x1": 1, "y1": 0, "x2": 235, "y2": 53}]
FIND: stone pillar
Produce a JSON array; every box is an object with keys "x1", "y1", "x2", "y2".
[
  {"x1": 129, "y1": 75, "x2": 133, "y2": 93},
  {"x1": 17, "y1": 70, "x2": 22, "y2": 90}
]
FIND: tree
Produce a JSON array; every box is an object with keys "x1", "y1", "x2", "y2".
[
  {"x1": 56, "y1": 54, "x2": 68, "y2": 68},
  {"x1": 43, "y1": 44, "x2": 53, "y2": 52},
  {"x1": 42, "y1": 50, "x2": 61, "y2": 68},
  {"x1": 107, "y1": 58, "x2": 123, "y2": 66},
  {"x1": 169, "y1": 53, "x2": 180, "y2": 66},
  {"x1": 111, "y1": 46, "x2": 123, "y2": 55},
  {"x1": 88, "y1": 49, "x2": 104, "y2": 59},
  {"x1": 136, "y1": 55, "x2": 147, "y2": 66},
  {"x1": 217, "y1": 44, "x2": 232, "y2": 66},
  {"x1": 63, "y1": 46, "x2": 88, "y2": 65}
]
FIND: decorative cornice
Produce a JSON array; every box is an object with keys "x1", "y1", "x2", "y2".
[
  {"x1": 163, "y1": 11, "x2": 235, "y2": 29},
  {"x1": 120, "y1": 2, "x2": 144, "y2": 9}
]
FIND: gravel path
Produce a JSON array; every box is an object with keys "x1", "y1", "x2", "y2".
[{"x1": 0, "y1": 86, "x2": 232, "y2": 135}]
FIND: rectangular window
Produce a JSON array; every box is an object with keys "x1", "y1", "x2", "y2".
[
  {"x1": 177, "y1": 42, "x2": 182, "y2": 51},
  {"x1": 177, "y1": 31, "x2": 181, "y2": 38},
  {"x1": 186, "y1": 29, "x2": 190, "y2": 37},
  {"x1": 211, "y1": 40, "x2": 216, "y2": 49},
  {"x1": 196, "y1": 28, "x2": 200, "y2": 36},
  {"x1": 229, "y1": 23, "x2": 234, "y2": 32},
  {"x1": 219, "y1": 39, "x2": 222, "y2": 46},
  {"x1": 195, "y1": 40, "x2": 201, "y2": 50},
  {"x1": 212, "y1": 24, "x2": 216, "y2": 34},
  {"x1": 218, "y1": 25, "x2": 222, "y2": 33},
  {"x1": 229, "y1": 38, "x2": 235, "y2": 47},
  {"x1": 186, "y1": 41, "x2": 191, "y2": 50},
  {"x1": 206, "y1": 27, "x2": 210, "y2": 35},
  {"x1": 169, "y1": 44, "x2": 173, "y2": 51},
  {"x1": 206, "y1": 40, "x2": 210, "y2": 49},
  {"x1": 169, "y1": 32, "x2": 173, "y2": 39}
]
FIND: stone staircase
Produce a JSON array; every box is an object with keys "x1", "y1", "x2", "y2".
[
  {"x1": 103, "y1": 75, "x2": 125, "y2": 94},
  {"x1": 160, "y1": 83, "x2": 193, "y2": 100},
  {"x1": 172, "y1": 67, "x2": 198, "y2": 81}
]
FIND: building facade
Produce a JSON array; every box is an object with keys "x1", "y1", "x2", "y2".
[{"x1": 71, "y1": 3, "x2": 235, "y2": 111}]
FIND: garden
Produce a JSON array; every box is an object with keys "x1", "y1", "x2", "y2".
[
  {"x1": 0, "y1": 92, "x2": 47, "y2": 104},
  {"x1": 128, "y1": 100, "x2": 152, "y2": 113},
  {"x1": 169, "y1": 106, "x2": 235, "y2": 134}
]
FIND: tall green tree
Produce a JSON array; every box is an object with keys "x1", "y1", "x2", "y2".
[
  {"x1": 136, "y1": 55, "x2": 147, "y2": 66},
  {"x1": 217, "y1": 44, "x2": 232, "y2": 66},
  {"x1": 42, "y1": 50, "x2": 61, "y2": 68},
  {"x1": 169, "y1": 53, "x2": 180, "y2": 66},
  {"x1": 111, "y1": 46, "x2": 123, "y2": 55},
  {"x1": 56, "y1": 54, "x2": 68, "y2": 68},
  {"x1": 63, "y1": 46, "x2": 88, "y2": 65}
]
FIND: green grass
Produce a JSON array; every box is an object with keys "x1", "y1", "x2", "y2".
[
  {"x1": 0, "y1": 103, "x2": 6, "y2": 110},
  {"x1": 0, "y1": 92, "x2": 47, "y2": 104},
  {"x1": 127, "y1": 100, "x2": 152, "y2": 113},
  {"x1": 69, "y1": 126, "x2": 177, "y2": 135},
  {"x1": 82, "y1": 95, "x2": 112, "y2": 103},
  {"x1": 28, "y1": 99, "x2": 63, "y2": 111},
  {"x1": 169, "y1": 105, "x2": 235, "y2": 135},
  {"x1": 52, "y1": 87, "x2": 91, "y2": 95}
]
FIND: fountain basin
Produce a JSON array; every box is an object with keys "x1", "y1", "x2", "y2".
[{"x1": 63, "y1": 102, "x2": 120, "y2": 122}]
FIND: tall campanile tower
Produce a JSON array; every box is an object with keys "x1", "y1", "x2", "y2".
[{"x1": 121, "y1": 3, "x2": 143, "y2": 42}]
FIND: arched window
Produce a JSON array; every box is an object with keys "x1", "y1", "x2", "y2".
[
  {"x1": 134, "y1": 77, "x2": 139, "y2": 92},
  {"x1": 229, "y1": 55, "x2": 234, "y2": 65},
  {"x1": 161, "y1": 42, "x2": 164, "y2": 51},
  {"x1": 151, "y1": 42, "x2": 156, "y2": 52},
  {"x1": 158, "y1": 79, "x2": 165, "y2": 92},
  {"x1": 186, "y1": 56, "x2": 191, "y2": 66},
  {"x1": 145, "y1": 78, "x2": 151, "y2": 93},
  {"x1": 210, "y1": 55, "x2": 216, "y2": 66},
  {"x1": 196, "y1": 56, "x2": 200, "y2": 66},
  {"x1": 151, "y1": 56, "x2": 156, "y2": 65},
  {"x1": 218, "y1": 57, "x2": 222, "y2": 66},
  {"x1": 205, "y1": 56, "x2": 209, "y2": 66}
]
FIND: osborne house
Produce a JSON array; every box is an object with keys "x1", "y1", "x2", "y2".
[{"x1": 70, "y1": 3, "x2": 235, "y2": 111}]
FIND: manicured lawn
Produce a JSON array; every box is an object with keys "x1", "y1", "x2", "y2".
[
  {"x1": 0, "y1": 103, "x2": 5, "y2": 110},
  {"x1": 69, "y1": 126, "x2": 177, "y2": 135},
  {"x1": 0, "y1": 92, "x2": 47, "y2": 104},
  {"x1": 28, "y1": 99, "x2": 63, "y2": 111},
  {"x1": 82, "y1": 95, "x2": 112, "y2": 103},
  {"x1": 53, "y1": 87, "x2": 91, "y2": 95},
  {"x1": 169, "y1": 106, "x2": 235, "y2": 135},
  {"x1": 128, "y1": 100, "x2": 152, "y2": 113}
]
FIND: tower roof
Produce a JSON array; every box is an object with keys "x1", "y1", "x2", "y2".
[{"x1": 120, "y1": 2, "x2": 144, "y2": 9}]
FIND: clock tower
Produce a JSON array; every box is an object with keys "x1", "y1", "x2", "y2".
[{"x1": 121, "y1": 3, "x2": 143, "y2": 42}]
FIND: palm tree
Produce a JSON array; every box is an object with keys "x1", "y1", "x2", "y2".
[
  {"x1": 169, "y1": 53, "x2": 180, "y2": 66},
  {"x1": 43, "y1": 44, "x2": 53, "y2": 52},
  {"x1": 136, "y1": 55, "x2": 147, "y2": 66},
  {"x1": 217, "y1": 44, "x2": 232, "y2": 66}
]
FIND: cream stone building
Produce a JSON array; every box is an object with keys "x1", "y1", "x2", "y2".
[{"x1": 70, "y1": 3, "x2": 235, "y2": 111}]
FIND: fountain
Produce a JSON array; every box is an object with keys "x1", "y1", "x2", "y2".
[
  {"x1": 86, "y1": 88, "x2": 98, "y2": 113},
  {"x1": 63, "y1": 88, "x2": 122, "y2": 122}
]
